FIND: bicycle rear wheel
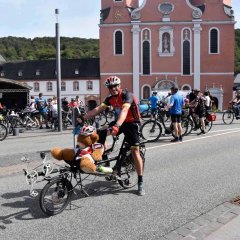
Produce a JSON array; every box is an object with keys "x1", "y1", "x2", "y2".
[
  {"x1": 118, "y1": 151, "x2": 145, "y2": 189},
  {"x1": 140, "y1": 120, "x2": 162, "y2": 142},
  {"x1": 222, "y1": 111, "x2": 234, "y2": 124},
  {"x1": 39, "y1": 178, "x2": 73, "y2": 216},
  {"x1": 0, "y1": 123, "x2": 7, "y2": 141},
  {"x1": 204, "y1": 119, "x2": 213, "y2": 133}
]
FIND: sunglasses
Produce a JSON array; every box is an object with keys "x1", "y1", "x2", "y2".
[{"x1": 108, "y1": 84, "x2": 119, "y2": 89}]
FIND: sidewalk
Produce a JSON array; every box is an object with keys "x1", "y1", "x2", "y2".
[{"x1": 160, "y1": 202, "x2": 240, "y2": 240}]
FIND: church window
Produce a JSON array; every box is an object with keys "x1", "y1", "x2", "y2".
[
  {"x1": 114, "y1": 30, "x2": 123, "y2": 55},
  {"x1": 142, "y1": 29, "x2": 151, "y2": 75},
  {"x1": 182, "y1": 28, "x2": 192, "y2": 76},
  {"x1": 209, "y1": 28, "x2": 219, "y2": 54},
  {"x1": 143, "y1": 85, "x2": 151, "y2": 99}
]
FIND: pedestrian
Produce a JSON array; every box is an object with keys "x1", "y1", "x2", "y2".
[
  {"x1": 35, "y1": 93, "x2": 50, "y2": 129},
  {"x1": 168, "y1": 87, "x2": 184, "y2": 142},
  {"x1": 148, "y1": 91, "x2": 159, "y2": 119}
]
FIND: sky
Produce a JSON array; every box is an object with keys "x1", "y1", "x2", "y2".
[{"x1": 0, "y1": 0, "x2": 239, "y2": 39}]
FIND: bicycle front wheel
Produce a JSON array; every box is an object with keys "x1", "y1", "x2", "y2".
[
  {"x1": 39, "y1": 178, "x2": 73, "y2": 216},
  {"x1": 0, "y1": 123, "x2": 7, "y2": 141},
  {"x1": 204, "y1": 119, "x2": 213, "y2": 133},
  {"x1": 140, "y1": 120, "x2": 162, "y2": 142},
  {"x1": 118, "y1": 151, "x2": 145, "y2": 189},
  {"x1": 222, "y1": 111, "x2": 234, "y2": 124}
]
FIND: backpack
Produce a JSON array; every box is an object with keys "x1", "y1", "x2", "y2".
[{"x1": 36, "y1": 98, "x2": 46, "y2": 111}]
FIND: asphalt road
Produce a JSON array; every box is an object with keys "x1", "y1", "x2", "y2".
[{"x1": 1, "y1": 115, "x2": 240, "y2": 239}]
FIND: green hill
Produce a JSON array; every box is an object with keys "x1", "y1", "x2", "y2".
[{"x1": 0, "y1": 36, "x2": 99, "y2": 61}]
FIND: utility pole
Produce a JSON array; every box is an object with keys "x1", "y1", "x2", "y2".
[{"x1": 55, "y1": 9, "x2": 62, "y2": 131}]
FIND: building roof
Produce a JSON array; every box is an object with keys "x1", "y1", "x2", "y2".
[{"x1": 0, "y1": 58, "x2": 100, "y2": 80}]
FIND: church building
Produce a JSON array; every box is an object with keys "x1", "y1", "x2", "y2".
[{"x1": 99, "y1": 0, "x2": 235, "y2": 110}]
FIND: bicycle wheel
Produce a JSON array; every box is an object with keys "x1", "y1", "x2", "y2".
[
  {"x1": 222, "y1": 111, "x2": 234, "y2": 124},
  {"x1": 204, "y1": 119, "x2": 213, "y2": 133},
  {"x1": 0, "y1": 123, "x2": 7, "y2": 141},
  {"x1": 96, "y1": 113, "x2": 107, "y2": 127},
  {"x1": 140, "y1": 120, "x2": 162, "y2": 142},
  {"x1": 118, "y1": 151, "x2": 145, "y2": 189},
  {"x1": 39, "y1": 178, "x2": 73, "y2": 216}
]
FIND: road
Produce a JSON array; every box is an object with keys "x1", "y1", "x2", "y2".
[{"x1": 1, "y1": 115, "x2": 240, "y2": 239}]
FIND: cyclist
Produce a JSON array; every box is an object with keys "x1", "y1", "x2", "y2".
[
  {"x1": 191, "y1": 89, "x2": 206, "y2": 135},
  {"x1": 230, "y1": 90, "x2": 240, "y2": 119},
  {"x1": 168, "y1": 87, "x2": 184, "y2": 142},
  {"x1": 77, "y1": 76, "x2": 145, "y2": 196},
  {"x1": 148, "y1": 91, "x2": 159, "y2": 119}
]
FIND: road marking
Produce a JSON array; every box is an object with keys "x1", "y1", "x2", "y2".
[{"x1": 146, "y1": 128, "x2": 240, "y2": 150}]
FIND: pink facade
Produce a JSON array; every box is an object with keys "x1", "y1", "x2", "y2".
[{"x1": 99, "y1": 0, "x2": 235, "y2": 110}]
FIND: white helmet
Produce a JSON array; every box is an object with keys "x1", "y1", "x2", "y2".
[
  {"x1": 105, "y1": 76, "x2": 121, "y2": 87},
  {"x1": 80, "y1": 125, "x2": 96, "y2": 136}
]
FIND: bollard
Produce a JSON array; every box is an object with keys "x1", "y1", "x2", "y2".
[{"x1": 13, "y1": 128, "x2": 19, "y2": 136}]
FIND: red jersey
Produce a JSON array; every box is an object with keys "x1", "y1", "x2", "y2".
[{"x1": 102, "y1": 89, "x2": 141, "y2": 123}]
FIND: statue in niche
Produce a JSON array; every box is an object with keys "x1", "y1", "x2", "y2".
[{"x1": 162, "y1": 33, "x2": 170, "y2": 53}]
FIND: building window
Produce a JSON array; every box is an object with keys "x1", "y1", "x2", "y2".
[
  {"x1": 182, "y1": 84, "x2": 191, "y2": 91},
  {"x1": 142, "y1": 29, "x2": 151, "y2": 75},
  {"x1": 87, "y1": 81, "x2": 93, "y2": 90},
  {"x1": 75, "y1": 68, "x2": 79, "y2": 75},
  {"x1": 158, "y1": 26, "x2": 175, "y2": 56},
  {"x1": 73, "y1": 81, "x2": 79, "y2": 91},
  {"x1": 18, "y1": 70, "x2": 23, "y2": 77},
  {"x1": 114, "y1": 0, "x2": 123, "y2": 2},
  {"x1": 114, "y1": 30, "x2": 123, "y2": 55},
  {"x1": 47, "y1": 82, "x2": 52, "y2": 91},
  {"x1": 143, "y1": 85, "x2": 151, "y2": 99},
  {"x1": 61, "y1": 81, "x2": 66, "y2": 91},
  {"x1": 0, "y1": 71, "x2": 5, "y2": 77},
  {"x1": 182, "y1": 28, "x2": 192, "y2": 76},
  {"x1": 143, "y1": 42, "x2": 150, "y2": 75},
  {"x1": 36, "y1": 69, "x2": 40, "y2": 76},
  {"x1": 34, "y1": 82, "x2": 39, "y2": 92},
  {"x1": 209, "y1": 28, "x2": 219, "y2": 54}
]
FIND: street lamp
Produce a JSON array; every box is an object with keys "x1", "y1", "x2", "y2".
[{"x1": 55, "y1": 9, "x2": 62, "y2": 132}]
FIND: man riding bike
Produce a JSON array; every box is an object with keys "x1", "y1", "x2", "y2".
[{"x1": 77, "y1": 76, "x2": 145, "y2": 196}]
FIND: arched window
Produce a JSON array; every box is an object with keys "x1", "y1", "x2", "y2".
[
  {"x1": 142, "y1": 29, "x2": 151, "y2": 75},
  {"x1": 34, "y1": 82, "x2": 39, "y2": 92},
  {"x1": 142, "y1": 85, "x2": 151, "y2": 99},
  {"x1": 61, "y1": 81, "x2": 66, "y2": 91},
  {"x1": 47, "y1": 82, "x2": 52, "y2": 91},
  {"x1": 162, "y1": 32, "x2": 170, "y2": 53},
  {"x1": 143, "y1": 42, "x2": 150, "y2": 75},
  {"x1": 73, "y1": 81, "x2": 79, "y2": 91},
  {"x1": 209, "y1": 28, "x2": 219, "y2": 54},
  {"x1": 87, "y1": 81, "x2": 93, "y2": 90},
  {"x1": 182, "y1": 28, "x2": 191, "y2": 76},
  {"x1": 114, "y1": 30, "x2": 123, "y2": 55}
]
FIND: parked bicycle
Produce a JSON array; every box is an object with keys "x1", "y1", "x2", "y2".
[
  {"x1": 0, "y1": 122, "x2": 8, "y2": 141},
  {"x1": 140, "y1": 107, "x2": 188, "y2": 142},
  {"x1": 182, "y1": 107, "x2": 214, "y2": 135},
  {"x1": 22, "y1": 127, "x2": 147, "y2": 216}
]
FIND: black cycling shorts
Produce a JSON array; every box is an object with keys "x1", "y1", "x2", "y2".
[
  {"x1": 171, "y1": 114, "x2": 181, "y2": 123},
  {"x1": 97, "y1": 121, "x2": 141, "y2": 148}
]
